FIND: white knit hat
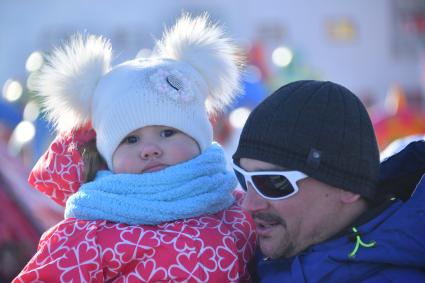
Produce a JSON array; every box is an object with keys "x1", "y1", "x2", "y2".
[{"x1": 35, "y1": 14, "x2": 243, "y2": 170}]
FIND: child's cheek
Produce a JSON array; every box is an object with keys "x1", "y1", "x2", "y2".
[
  {"x1": 173, "y1": 144, "x2": 200, "y2": 163},
  {"x1": 113, "y1": 153, "x2": 134, "y2": 174}
]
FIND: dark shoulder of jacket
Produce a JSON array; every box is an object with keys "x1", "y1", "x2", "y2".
[{"x1": 378, "y1": 140, "x2": 425, "y2": 201}]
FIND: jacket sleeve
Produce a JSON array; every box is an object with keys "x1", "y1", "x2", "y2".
[
  {"x1": 12, "y1": 221, "x2": 103, "y2": 283},
  {"x1": 28, "y1": 125, "x2": 96, "y2": 206}
]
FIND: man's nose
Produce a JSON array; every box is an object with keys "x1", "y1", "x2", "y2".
[{"x1": 241, "y1": 182, "x2": 269, "y2": 213}]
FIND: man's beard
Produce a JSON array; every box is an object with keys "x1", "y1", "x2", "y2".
[{"x1": 253, "y1": 212, "x2": 298, "y2": 259}]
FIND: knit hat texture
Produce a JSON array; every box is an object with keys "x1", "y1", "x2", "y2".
[
  {"x1": 35, "y1": 14, "x2": 242, "y2": 170},
  {"x1": 233, "y1": 80, "x2": 380, "y2": 200}
]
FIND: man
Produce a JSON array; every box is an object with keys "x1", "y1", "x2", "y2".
[{"x1": 233, "y1": 80, "x2": 425, "y2": 282}]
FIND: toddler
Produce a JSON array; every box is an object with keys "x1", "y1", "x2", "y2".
[{"x1": 14, "y1": 14, "x2": 255, "y2": 282}]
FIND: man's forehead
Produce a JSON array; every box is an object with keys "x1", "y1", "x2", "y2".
[{"x1": 239, "y1": 157, "x2": 287, "y2": 171}]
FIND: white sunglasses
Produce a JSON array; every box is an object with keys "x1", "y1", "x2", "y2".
[{"x1": 233, "y1": 163, "x2": 308, "y2": 200}]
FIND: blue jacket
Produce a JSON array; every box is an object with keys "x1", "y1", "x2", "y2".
[{"x1": 256, "y1": 141, "x2": 425, "y2": 282}]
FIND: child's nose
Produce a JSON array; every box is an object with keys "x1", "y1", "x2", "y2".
[{"x1": 140, "y1": 143, "x2": 162, "y2": 159}]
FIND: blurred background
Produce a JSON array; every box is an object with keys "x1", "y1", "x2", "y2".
[{"x1": 1, "y1": 0, "x2": 425, "y2": 280}]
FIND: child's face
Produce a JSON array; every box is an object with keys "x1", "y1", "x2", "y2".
[{"x1": 112, "y1": 125, "x2": 200, "y2": 174}]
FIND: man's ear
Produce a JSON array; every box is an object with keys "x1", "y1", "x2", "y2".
[{"x1": 339, "y1": 190, "x2": 362, "y2": 204}]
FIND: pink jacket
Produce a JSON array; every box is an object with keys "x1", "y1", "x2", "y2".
[{"x1": 13, "y1": 127, "x2": 256, "y2": 282}]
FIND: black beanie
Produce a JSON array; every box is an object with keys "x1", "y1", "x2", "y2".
[{"x1": 233, "y1": 80, "x2": 380, "y2": 200}]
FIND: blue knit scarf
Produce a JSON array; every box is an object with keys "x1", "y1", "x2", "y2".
[{"x1": 64, "y1": 143, "x2": 236, "y2": 225}]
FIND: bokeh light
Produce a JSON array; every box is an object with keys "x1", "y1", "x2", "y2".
[
  {"x1": 272, "y1": 46, "x2": 293, "y2": 67},
  {"x1": 13, "y1": 121, "x2": 36, "y2": 144},
  {"x1": 26, "y1": 72, "x2": 38, "y2": 91},
  {"x1": 229, "y1": 107, "x2": 251, "y2": 129},
  {"x1": 25, "y1": 51, "x2": 44, "y2": 72},
  {"x1": 2, "y1": 79, "x2": 23, "y2": 102},
  {"x1": 23, "y1": 101, "x2": 40, "y2": 122}
]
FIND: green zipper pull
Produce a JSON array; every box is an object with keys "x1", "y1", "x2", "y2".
[{"x1": 348, "y1": 227, "x2": 376, "y2": 258}]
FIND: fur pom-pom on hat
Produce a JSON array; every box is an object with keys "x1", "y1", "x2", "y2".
[
  {"x1": 35, "y1": 34, "x2": 112, "y2": 132},
  {"x1": 155, "y1": 13, "x2": 244, "y2": 114}
]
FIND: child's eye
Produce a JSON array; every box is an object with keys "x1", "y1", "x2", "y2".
[
  {"x1": 124, "y1": 135, "x2": 139, "y2": 144},
  {"x1": 161, "y1": 129, "x2": 176, "y2": 138}
]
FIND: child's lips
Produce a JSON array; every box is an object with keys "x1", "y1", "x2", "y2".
[{"x1": 143, "y1": 163, "x2": 167, "y2": 173}]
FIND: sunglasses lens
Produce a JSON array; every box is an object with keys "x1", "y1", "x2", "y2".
[
  {"x1": 252, "y1": 175, "x2": 295, "y2": 198},
  {"x1": 234, "y1": 169, "x2": 248, "y2": 191}
]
